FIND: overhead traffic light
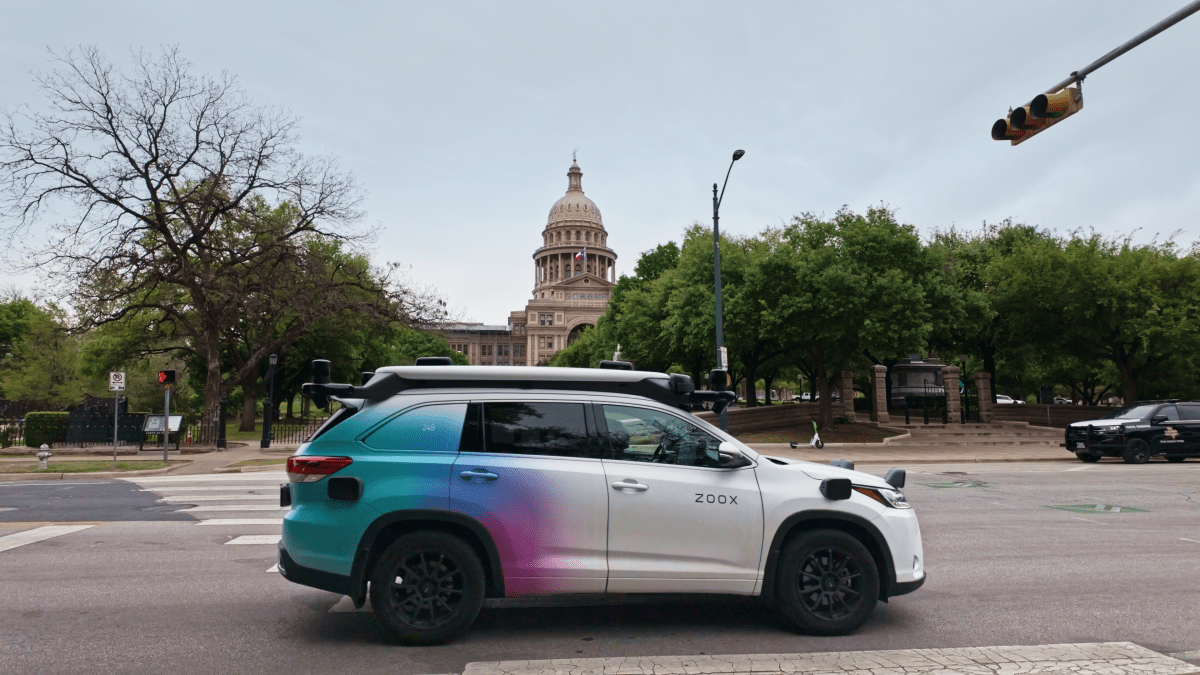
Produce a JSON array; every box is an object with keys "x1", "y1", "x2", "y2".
[
  {"x1": 991, "y1": 86, "x2": 1083, "y2": 145},
  {"x1": 158, "y1": 369, "x2": 176, "y2": 385}
]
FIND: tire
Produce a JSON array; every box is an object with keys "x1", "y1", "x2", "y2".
[
  {"x1": 814, "y1": 439, "x2": 825, "y2": 449},
  {"x1": 775, "y1": 529, "x2": 879, "y2": 636},
  {"x1": 369, "y1": 531, "x2": 486, "y2": 645},
  {"x1": 1075, "y1": 451, "x2": 1101, "y2": 463},
  {"x1": 1166, "y1": 455, "x2": 1186, "y2": 463},
  {"x1": 1122, "y1": 439, "x2": 1150, "y2": 465}
]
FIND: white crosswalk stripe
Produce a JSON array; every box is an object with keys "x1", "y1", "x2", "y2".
[
  {"x1": 0, "y1": 525, "x2": 95, "y2": 554},
  {"x1": 122, "y1": 473, "x2": 287, "y2": 569}
]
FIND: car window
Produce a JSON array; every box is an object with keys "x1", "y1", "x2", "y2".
[
  {"x1": 478, "y1": 402, "x2": 596, "y2": 459},
  {"x1": 1156, "y1": 405, "x2": 1180, "y2": 421},
  {"x1": 362, "y1": 403, "x2": 468, "y2": 452},
  {"x1": 1179, "y1": 404, "x2": 1200, "y2": 421},
  {"x1": 602, "y1": 405, "x2": 723, "y2": 468}
]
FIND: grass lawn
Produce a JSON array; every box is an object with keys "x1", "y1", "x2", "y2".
[
  {"x1": 3, "y1": 460, "x2": 181, "y2": 473},
  {"x1": 734, "y1": 424, "x2": 903, "y2": 445},
  {"x1": 229, "y1": 458, "x2": 288, "y2": 467}
]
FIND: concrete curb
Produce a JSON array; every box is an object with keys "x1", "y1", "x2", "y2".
[{"x1": 0, "y1": 461, "x2": 194, "y2": 482}]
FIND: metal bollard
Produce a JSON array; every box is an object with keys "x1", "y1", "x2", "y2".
[{"x1": 38, "y1": 444, "x2": 52, "y2": 470}]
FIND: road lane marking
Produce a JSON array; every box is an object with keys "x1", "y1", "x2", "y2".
[
  {"x1": 179, "y1": 504, "x2": 286, "y2": 512},
  {"x1": 1182, "y1": 538, "x2": 1200, "y2": 544},
  {"x1": 124, "y1": 473, "x2": 284, "y2": 484},
  {"x1": 266, "y1": 564, "x2": 279, "y2": 573},
  {"x1": 1072, "y1": 517, "x2": 1110, "y2": 525},
  {"x1": 197, "y1": 518, "x2": 283, "y2": 526},
  {"x1": 141, "y1": 486, "x2": 279, "y2": 492},
  {"x1": 160, "y1": 495, "x2": 277, "y2": 501},
  {"x1": 1064, "y1": 465, "x2": 1095, "y2": 471},
  {"x1": 0, "y1": 525, "x2": 94, "y2": 553},
  {"x1": 226, "y1": 535, "x2": 281, "y2": 545}
]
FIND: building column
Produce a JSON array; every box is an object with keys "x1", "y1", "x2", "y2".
[
  {"x1": 972, "y1": 371, "x2": 994, "y2": 423},
  {"x1": 840, "y1": 370, "x2": 856, "y2": 419},
  {"x1": 870, "y1": 364, "x2": 890, "y2": 424},
  {"x1": 941, "y1": 366, "x2": 961, "y2": 423}
]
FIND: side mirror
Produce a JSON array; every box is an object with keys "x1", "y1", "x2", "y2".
[
  {"x1": 1151, "y1": 415, "x2": 1168, "y2": 425},
  {"x1": 717, "y1": 441, "x2": 751, "y2": 468}
]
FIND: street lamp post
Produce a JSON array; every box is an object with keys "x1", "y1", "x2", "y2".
[
  {"x1": 713, "y1": 149, "x2": 745, "y2": 432},
  {"x1": 261, "y1": 353, "x2": 278, "y2": 449}
]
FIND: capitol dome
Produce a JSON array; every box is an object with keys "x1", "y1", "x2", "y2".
[{"x1": 547, "y1": 160, "x2": 603, "y2": 227}]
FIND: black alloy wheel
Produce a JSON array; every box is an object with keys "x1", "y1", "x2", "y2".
[
  {"x1": 1122, "y1": 439, "x2": 1151, "y2": 465},
  {"x1": 1075, "y1": 451, "x2": 1101, "y2": 463},
  {"x1": 370, "y1": 532, "x2": 485, "y2": 645},
  {"x1": 1165, "y1": 455, "x2": 1186, "y2": 463},
  {"x1": 775, "y1": 529, "x2": 879, "y2": 636}
]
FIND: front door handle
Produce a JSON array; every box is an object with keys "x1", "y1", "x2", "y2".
[
  {"x1": 459, "y1": 468, "x2": 499, "y2": 482},
  {"x1": 611, "y1": 480, "x2": 649, "y2": 491}
]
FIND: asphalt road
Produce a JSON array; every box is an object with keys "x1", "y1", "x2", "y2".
[{"x1": 1, "y1": 461, "x2": 1198, "y2": 675}]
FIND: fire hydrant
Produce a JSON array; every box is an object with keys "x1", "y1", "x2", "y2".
[{"x1": 37, "y1": 444, "x2": 52, "y2": 470}]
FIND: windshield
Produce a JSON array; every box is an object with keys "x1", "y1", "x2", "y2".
[{"x1": 1100, "y1": 404, "x2": 1157, "y2": 420}]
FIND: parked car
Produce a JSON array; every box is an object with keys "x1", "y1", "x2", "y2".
[
  {"x1": 280, "y1": 362, "x2": 925, "y2": 644},
  {"x1": 995, "y1": 394, "x2": 1016, "y2": 404},
  {"x1": 1065, "y1": 400, "x2": 1200, "y2": 463},
  {"x1": 1054, "y1": 396, "x2": 1072, "y2": 405}
]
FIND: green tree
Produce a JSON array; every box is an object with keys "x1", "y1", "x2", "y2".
[
  {"x1": 991, "y1": 233, "x2": 1200, "y2": 404},
  {"x1": 0, "y1": 304, "x2": 102, "y2": 407}
]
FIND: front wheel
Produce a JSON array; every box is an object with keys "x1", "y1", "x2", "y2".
[
  {"x1": 370, "y1": 531, "x2": 486, "y2": 645},
  {"x1": 1122, "y1": 439, "x2": 1150, "y2": 464},
  {"x1": 775, "y1": 529, "x2": 879, "y2": 636},
  {"x1": 814, "y1": 439, "x2": 825, "y2": 449},
  {"x1": 1075, "y1": 451, "x2": 1101, "y2": 463}
]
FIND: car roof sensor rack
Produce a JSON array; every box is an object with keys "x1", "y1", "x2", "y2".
[{"x1": 300, "y1": 363, "x2": 737, "y2": 414}]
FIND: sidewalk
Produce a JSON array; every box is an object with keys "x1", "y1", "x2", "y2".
[{"x1": 747, "y1": 442, "x2": 1071, "y2": 465}]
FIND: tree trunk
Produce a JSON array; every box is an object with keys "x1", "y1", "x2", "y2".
[
  {"x1": 204, "y1": 332, "x2": 223, "y2": 415},
  {"x1": 239, "y1": 394, "x2": 257, "y2": 432},
  {"x1": 286, "y1": 394, "x2": 294, "y2": 419},
  {"x1": 816, "y1": 366, "x2": 834, "y2": 428},
  {"x1": 763, "y1": 372, "x2": 775, "y2": 405},
  {"x1": 745, "y1": 364, "x2": 758, "y2": 407},
  {"x1": 301, "y1": 395, "x2": 311, "y2": 418},
  {"x1": 982, "y1": 347, "x2": 997, "y2": 405}
]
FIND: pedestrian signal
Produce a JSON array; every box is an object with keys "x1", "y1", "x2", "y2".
[
  {"x1": 991, "y1": 86, "x2": 1083, "y2": 145},
  {"x1": 158, "y1": 370, "x2": 176, "y2": 385}
]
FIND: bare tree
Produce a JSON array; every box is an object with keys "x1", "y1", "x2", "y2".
[{"x1": 0, "y1": 47, "x2": 440, "y2": 412}]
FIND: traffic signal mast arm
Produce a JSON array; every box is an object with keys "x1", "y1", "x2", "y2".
[{"x1": 993, "y1": 0, "x2": 1200, "y2": 145}]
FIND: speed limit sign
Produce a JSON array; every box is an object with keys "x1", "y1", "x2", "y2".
[{"x1": 109, "y1": 372, "x2": 126, "y2": 391}]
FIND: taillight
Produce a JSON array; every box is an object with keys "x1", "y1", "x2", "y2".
[{"x1": 287, "y1": 456, "x2": 352, "y2": 483}]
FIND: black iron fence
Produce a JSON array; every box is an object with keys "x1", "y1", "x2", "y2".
[
  {"x1": 901, "y1": 384, "x2": 948, "y2": 424},
  {"x1": 0, "y1": 419, "x2": 24, "y2": 448},
  {"x1": 2, "y1": 409, "x2": 331, "y2": 449}
]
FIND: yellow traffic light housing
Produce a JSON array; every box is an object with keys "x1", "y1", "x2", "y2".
[{"x1": 991, "y1": 85, "x2": 1083, "y2": 145}]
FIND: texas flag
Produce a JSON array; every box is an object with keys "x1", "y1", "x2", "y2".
[{"x1": 575, "y1": 246, "x2": 586, "y2": 260}]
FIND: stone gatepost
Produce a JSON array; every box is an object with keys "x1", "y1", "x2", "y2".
[
  {"x1": 941, "y1": 366, "x2": 961, "y2": 423},
  {"x1": 972, "y1": 371, "x2": 993, "y2": 423},
  {"x1": 870, "y1": 365, "x2": 889, "y2": 423},
  {"x1": 840, "y1": 370, "x2": 856, "y2": 419}
]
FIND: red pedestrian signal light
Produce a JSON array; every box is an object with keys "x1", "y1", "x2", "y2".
[
  {"x1": 992, "y1": 86, "x2": 1083, "y2": 145},
  {"x1": 158, "y1": 370, "x2": 176, "y2": 385}
]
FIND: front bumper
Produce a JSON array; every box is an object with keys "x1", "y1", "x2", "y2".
[
  {"x1": 889, "y1": 573, "x2": 926, "y2": 597},
  {"x1": 277, "y1": 541, "x2": 353, "y2": 596}
]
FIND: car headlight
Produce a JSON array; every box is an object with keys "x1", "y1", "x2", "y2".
[{"x1": 853, "y1": 485, "x2": 911, "y2": 509}]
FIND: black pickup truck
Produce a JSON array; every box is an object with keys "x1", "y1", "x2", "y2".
[{"x1": 1065, "y1": 400, "x2": 1200, "y2": 464}]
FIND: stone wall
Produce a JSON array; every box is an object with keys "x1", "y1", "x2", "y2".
[
  {"x1": 695, "y1": 403, "x2": 826, "y2": 434},
  {"x1": 990, "y1": 404, "x2": 1115, "y2": 428}
]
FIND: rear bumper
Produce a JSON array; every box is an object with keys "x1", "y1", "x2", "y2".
[{"x1": 278, "y1": 541, "x2": 352, "y2": 596}]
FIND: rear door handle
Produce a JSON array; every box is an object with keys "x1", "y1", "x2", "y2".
[
  {"x1": 611, "y1": 480, "x2": 649, "y2": 491},
  {"x1": 459, "y1": 469, "x2": 499, "y2": 482}
]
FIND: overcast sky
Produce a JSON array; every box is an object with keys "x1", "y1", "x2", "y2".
[{"x1": 3, "y1": 1, "x2": 1198, "y2": 323}]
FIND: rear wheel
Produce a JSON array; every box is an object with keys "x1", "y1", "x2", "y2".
[
  {"x1": 370, "y1": 531, "x2": 485, "y2": 645},
  {"x1": 1075, "y1": 451, "x2": 1101, "y2": 463},
  {"x1": 775, "y1": 529, "x2": 879, "y2": 636},
  {"x1": 1165, "y1": 455, "x2": 1186, "y2": 463},
  {"x1": 1122, "y1": 439, "x2": 1150, "y2": 464}
]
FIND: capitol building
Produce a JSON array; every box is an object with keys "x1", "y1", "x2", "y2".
[{"x1": 439, "y1": 159, "x2": 618, "y2": 366}]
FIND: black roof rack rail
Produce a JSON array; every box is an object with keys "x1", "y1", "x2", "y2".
[{"x1": 301, "y1": 364, "x2": 736, "y2": 414}]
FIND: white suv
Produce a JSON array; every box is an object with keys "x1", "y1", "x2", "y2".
[{"x1": 280, "y1": 362, "x2": 925, "y2": 644}]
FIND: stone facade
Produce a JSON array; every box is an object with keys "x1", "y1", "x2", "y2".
[
  {"x1": 438, "y1": 160, "x2": 617, "y2": 366},
  {"x1": 870, "y1": 364, "x2": 890, "y2": 423},
  {"x1": 941, "y1": 365, "x2": 961, "y2": 422},
  {"x1": 972, "y1": 370, "x2": 994, "y2": 423}
]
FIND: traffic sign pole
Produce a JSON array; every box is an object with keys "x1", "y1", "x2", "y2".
[
  {"x1": 163, "y1": 385, "x2": 171, "y2": 464},
  {"x1": 109, "y1": 372, "x2": 125, "y2": 464}
]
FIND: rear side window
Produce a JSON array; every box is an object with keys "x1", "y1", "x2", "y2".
[
  {"x1": 1179, "y1": 404, "x2": 1200, "y2": 421},
  {"x1": 1157, "y1": 405, "x2": 1181, "y2": 422},
  {"x1": 362, "y1": 404, "x2": 468, "y2": 452},
  {"x1": 477, "y1": 402, "x2": 595, "y2": 459},
  {"x1": 307, "y1": 405, "x2": 358, "y2": 442}
]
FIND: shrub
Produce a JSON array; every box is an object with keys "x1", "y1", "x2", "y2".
[{"x1": 24, "y1": 412, "x2": 69, "y2": 448}]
